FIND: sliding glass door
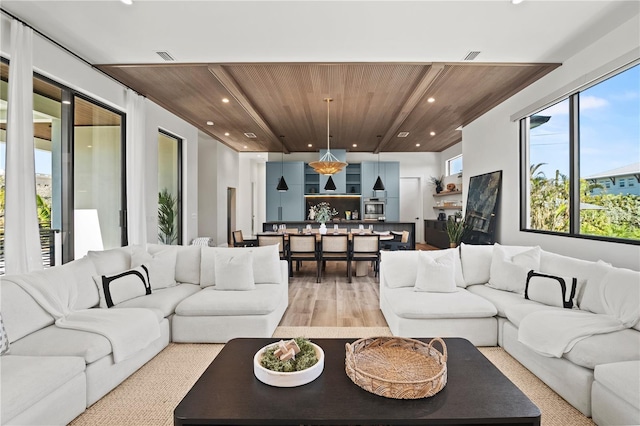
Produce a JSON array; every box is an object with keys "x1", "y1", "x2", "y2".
[{"x1": 73, "y1": 96, "x2": 126, "y2": 257}]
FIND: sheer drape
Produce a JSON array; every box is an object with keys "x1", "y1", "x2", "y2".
[
  {"x1": 5, "y1": 20, "x2": 42, "y2": 274},
  {"x1": 125, "y1": 89, "x2": 148, "y2": 245}
]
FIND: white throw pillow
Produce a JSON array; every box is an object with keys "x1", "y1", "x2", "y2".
[
  {"x1": 94, "y1": 265, "x2": 152, "y2": 308},
  {"x1": 381, "y1": 251, "x2": 420, "y2": 288},
  {"x1": 487, "y1": 244, "x2": 541, "y2": 293},
  {"x1": 201, "y1": 245, "x2": 280, "y2": 287},
  {"x1": 600, "y1": 267, "x2": 640, "y2": 327},
  {"x1": 414, "y1": 250, "x2": 457, "y2": 293},
  {"x1": 147, "y1": 244, "x2": 201, "y2": 284},
  {"x1": 213, "y1": 251, "x2": 255, "y2": 291},
  {"x1": 87, "y1": 247, "x2": 132, "y2": 276},
  {"x1": 459, "y1": 243, "x2": 494, "y2": 285},
  {"x1": 131, "y1": 248, "x2": 177, "y2": 290},
  {"x1": 525, "y1": 271, "x2": 577, "y2": 308},
  {"x1": 577, "y1": 260, "x2": 614, "y2": 314}
]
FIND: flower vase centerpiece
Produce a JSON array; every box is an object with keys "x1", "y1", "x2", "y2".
[{"x1": 311, "y1": 202, "x2": 338, "y2": 234}]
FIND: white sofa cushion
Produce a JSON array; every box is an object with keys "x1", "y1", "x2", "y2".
[
  {"x1": 0, "y1": 355, "x2": 85, "y2": 423},
  {"x1": 7, "y1": 325, "x2": 112, "y2": 363},
  {"x1": 87, "y1": 246, "x2": 132, "y2": 276},
  {"x1": 115, "y1": 284, "x2": 201, "y2": 317},
  {"x1": 596, "y1": 267, "x2": 640, "y2": 327},
  {"x1": 131, "y1": 246, "x2": 177, "y2": 289},
  {"x1": 200, "y1": 245, "x2": 281, "y2": 287},
  {"x1": 565, "y1": 329, "x2": 640, "y2": 370},
  {"x1": 51, "y1": 257, "x2": 100, "y2": 310},
  {"x1": 594, "y1": 361, "x2": 640, "y2": 409},
  {"x1": 414, "y1": 250, "x2": 457, "y2": 292},
  {"x1": 459, "y1": 243, "x2": 493, "y2": 285},
  {"x1": 505, "y1": 303, "x2": 566, "y2": 328},
  {"x1": 488, "y1": 244, "x2": 541, "y2": 293},
  {"x1": 175, "y1": 284, "x2": 284, "y2": 316},
  {"x1": 147, "y1": 244, "x2": 202, "y2": 284},
  {"x1": 214, "y1": 250, "x2": 255, "y2": 291},
  {"x1": 466, "y1": 284, "x2": 539, "y2": 317},
  {"x1": 0, "y1": 280, "x2": 54, "y2": 343},
  {"x1": 382, "y1": 249, "x2": 464, "y2": 289},
  {"x1": 382, "y1": 287, "x2": 497, "y2": 319}
]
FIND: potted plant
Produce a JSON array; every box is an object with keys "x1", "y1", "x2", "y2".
[
  {"x1": 445, "y1": 216, "x2": 469, "y2": 248},
  {"x1": 311, "y1": 202, "x2": 338, "y2": 234},
  {"x1": 430, "y1": 175, "x2": 444, "y2": 194},
  {"x1": 158, "y1": 188, "x2": 178, "y2": 244}
]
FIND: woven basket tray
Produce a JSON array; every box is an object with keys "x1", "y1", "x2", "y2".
[{"x1": 345, "y1": 336, "x2": 447, "y2": 399}]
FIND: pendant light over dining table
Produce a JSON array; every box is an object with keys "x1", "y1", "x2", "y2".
[
  {"x1": 373, "y1": 135, "x2": 386, "y2": 191},
  {"x1": 276, "y1": 135, "x2": 288, "y2": 192},
  {"x1": 309, "y1": 98, "x2": 348, "y2": 176}
]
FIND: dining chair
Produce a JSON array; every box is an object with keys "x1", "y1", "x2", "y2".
[
  {"x1": 383, "y1": 230, "x2": 410, "y2": 251},
  {"x1": 318, "y1": 234, "x2": 351, "y2": 283},
  {"x1": 287, "y1": 234, "x2": 319, "y2": 279},
  {"x1": 232, "y1": 230, "x2": 258, "y2": 247},
  {"x1": 351, "y1": 234, "x2": 381, "y2": 279},
  {"x1": 257, "y1": 234, "x2": 287, "y2": 260}
]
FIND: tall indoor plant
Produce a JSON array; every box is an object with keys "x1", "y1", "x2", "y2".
[{"x1": 158, "y1": 188, "x2": 178, "y2": 244}]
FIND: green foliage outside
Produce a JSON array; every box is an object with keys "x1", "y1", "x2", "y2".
[
  {"x1": 158, "y1": 188, "x2": 178, "y2": 245},
  {"x1": 529, "y1": 163, "x2": 640, "y2": 240}
]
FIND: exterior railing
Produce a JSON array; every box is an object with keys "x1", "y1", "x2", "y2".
[{"x1": 0, "y1": 228, "x2": 60, "y2": 275}]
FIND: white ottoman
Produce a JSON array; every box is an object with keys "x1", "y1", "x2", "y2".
[{"x1": 592, "y1": 360, "x2": 640, "y2": 426}]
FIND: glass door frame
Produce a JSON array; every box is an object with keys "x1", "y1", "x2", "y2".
[{"x1": 158, "y1": 128, "x2": 183, "y2": 245}]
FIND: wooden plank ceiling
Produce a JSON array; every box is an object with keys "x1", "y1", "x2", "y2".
[{"x1": 97, "y1": 62, "x2": 560, "y2": 153}]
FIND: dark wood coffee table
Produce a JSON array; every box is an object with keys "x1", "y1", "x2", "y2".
[{"x1": 174, "y1": 337, "x2": 540, "y2": 425}]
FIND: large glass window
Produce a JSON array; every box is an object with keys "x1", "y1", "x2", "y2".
[
  {"x1": 73, "y1": 96, "x2": 126, "y2": 257},
  {"x1": 522, "y1": 64, "x2": 639, "y2": 243},
  {"x1": 157, "y1": 130, "x2": 182, "y2": 245}
]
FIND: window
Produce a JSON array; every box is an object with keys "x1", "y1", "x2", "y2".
[
  {"x1": 158, "y1": 130, "x2": 182, "y2": 245},
  {"x1": 521, "y1": 64, "x2": 640, "y2": 243},
  {"x1": 446, "y1": 154, "x2": 463, "y2": 176}
]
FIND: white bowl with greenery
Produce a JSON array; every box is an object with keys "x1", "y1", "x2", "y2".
[{"x1": 253, "y1": 338, "x2": 325, "y2": 387}]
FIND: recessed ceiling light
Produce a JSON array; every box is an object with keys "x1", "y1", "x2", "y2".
[
  {"x1": 224, "y1": 132, "x2": 230, "y2": 136},
  {"x1": 427, "y1": 97, "x2": 435, "y2": 103},
  {"x1": 87, "y1": 145, "x2": 92, "y2": 148},
  {"x1": 430, "y1": 131, "x2": 436, "y2": 136},
  {"x1": 243, "y1": 145, "x2": 248, "y2": 149},
  {"x1": 120, "y1": 0, "x2": 132, "y2": 4},
  {"x1": 416, "y1": 143, "x2": 420, "y2": 147},
  {"x1": 352, "y1": 144, "x2": 357, "y2": 147},
  {"x1": 511, "y1": 0, "x2": 523, "y2": 4},
  {"x1": 222, "y1": 98, "x2": 229, "y2": 103},
  {"x1": 397, "y1": 132, "x2": 410, "y2": 138},
  {"x1": 308, "y1": 144, "x2": 313, "y2": 147},
  {"x1": 206, "y1": 121, "x2": 214, "y2": 126},
  {"x1": 456, "y1": 126, "x2": 463, "y2": 131},
  {"x1": 62, "y1": 100, "x2": 71, "y2": 105}
]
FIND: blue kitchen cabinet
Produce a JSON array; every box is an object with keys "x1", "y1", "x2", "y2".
[{"x1": 266, "y1": 161, "x2": 304, "y2": 221}]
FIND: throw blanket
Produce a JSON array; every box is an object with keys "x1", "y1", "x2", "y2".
[
  {"x1": 7, "y1": 272, "x2": 160, "y2": 363},
  {"x1": 518, "y1": 310, "x2": 626, "y2": 358}
]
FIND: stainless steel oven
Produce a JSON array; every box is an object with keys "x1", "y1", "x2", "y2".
[{"x1": 363, "y1": 198, "x2": 386, "y2": 220}]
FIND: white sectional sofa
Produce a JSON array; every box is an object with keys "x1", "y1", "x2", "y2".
[
  {"x1": 0, "y1": 243, "x2": 287, "y2": 425},
  {"x1": 380, "y1": 243, "x2": 640, "y2": 424}
]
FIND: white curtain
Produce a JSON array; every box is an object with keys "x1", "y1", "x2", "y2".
[
  {"x1": 125, "y1": 89, "x2": 148, "y2": 245},
  {"x1": 5, "y1": 20, "x2": 42, "y2": 274}
]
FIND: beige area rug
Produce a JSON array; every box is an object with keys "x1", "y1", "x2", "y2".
[{"x1": 70, "y1": 327, "x2": 594, "y2": 426}]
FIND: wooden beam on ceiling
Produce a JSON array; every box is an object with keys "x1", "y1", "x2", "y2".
[
  {"x1": 374, "y1": 63, "x2": 445, "y2": 153},
  {"x1": 208, "y1": 64, "x2": 289, "y2": 153}
]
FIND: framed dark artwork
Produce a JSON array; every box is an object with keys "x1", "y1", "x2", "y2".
[{"x1": 462, "y1": 170, "x2": 502, "y2": 245}]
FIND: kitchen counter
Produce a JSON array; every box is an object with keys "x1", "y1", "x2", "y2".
[{"x1": 262, "y1": 221, "x2": 416, "y2": 250}]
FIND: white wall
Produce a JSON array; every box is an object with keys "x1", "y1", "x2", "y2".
[{"x1": 463, "y1": 14, "x2": 640, "y2": 270}]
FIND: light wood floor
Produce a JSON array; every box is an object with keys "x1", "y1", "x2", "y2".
[{"x1": 279, "y1": 243, "x2": 437, "y2": 327}]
